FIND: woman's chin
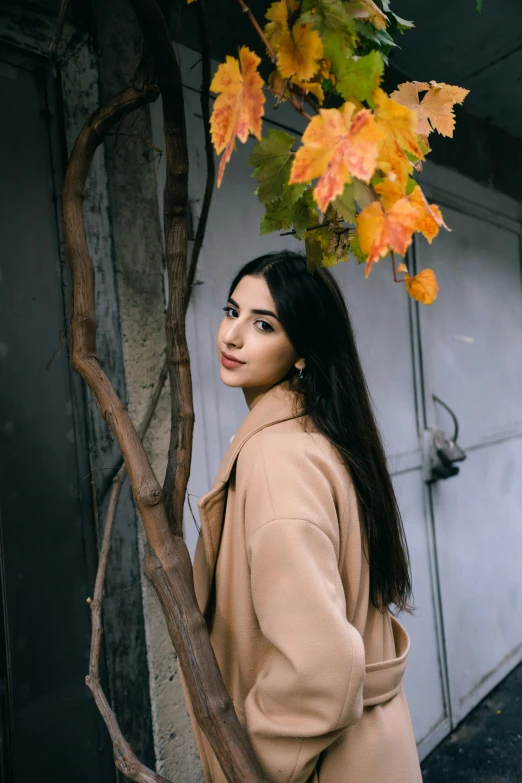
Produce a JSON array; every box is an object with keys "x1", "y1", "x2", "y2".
[{"x1": 219, "y1": 369, "x2": 246, "y2": 388}]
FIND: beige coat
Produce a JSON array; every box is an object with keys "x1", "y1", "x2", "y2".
[{"x1": 183, "y1": 379, "x2": 422, "y2": 783}]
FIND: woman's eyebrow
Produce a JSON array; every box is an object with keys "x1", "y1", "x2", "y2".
[{"x1": 228, "y1": 296, "x2": 280, "y2": 322}]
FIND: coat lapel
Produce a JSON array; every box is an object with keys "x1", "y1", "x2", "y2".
[{"x1": 194, "y1": 380, "x2": 306, "y2": 614}]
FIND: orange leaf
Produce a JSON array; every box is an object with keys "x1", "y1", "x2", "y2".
[
  {"x1": 391, "y1": 80, "x2": 469, "y2": 137},
  {"x1": 210, "y1": 47, "x2": 265, "y2": 186},
  {"x1": 404, "y1": 268, "x2": 439, "y2": 304},
  {"x1": 373, "y1": 88, "x2": 425, "y2": 160},
  {"x1": 289, "y1": 103, "x2": 383, "y2": 211},
  {"x1": 356, "y1": 198, "x2": 418, "y2": 277},
  {"x1": 276, "y1": 23, "x2": 324, "y2": 81},
  {"x1": 408, "y1": 185, "x2": 448, "y2": 243}
]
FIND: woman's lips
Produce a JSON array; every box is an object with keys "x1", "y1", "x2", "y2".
[{"x1": 221, "y1": 351, "x2": 245, "y2": 369}]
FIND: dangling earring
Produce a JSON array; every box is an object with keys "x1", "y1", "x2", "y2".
[{"x1": 298, "y1": 366, "x2": 304, "y2": 379}]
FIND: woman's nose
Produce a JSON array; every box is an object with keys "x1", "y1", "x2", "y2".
[{"x1": 223, "y1": 320, "x2": 243, "y2": 345}]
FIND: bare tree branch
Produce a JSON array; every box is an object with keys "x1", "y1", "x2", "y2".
[
  {"x1": 86, "y1": 356, "x2": 168, "y2": 782},
  {"x1": 61, "y1": 10, "x2": 267, "y2": 779},
  {"x1": 187, "y1": 0, "x2": 215, "y2": 290},
  {"x1": 48, "y1": 0, "x2": 70, "y2": 77}
]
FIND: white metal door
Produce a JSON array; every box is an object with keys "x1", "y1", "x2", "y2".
[{"x1": 414, "y1": 165, "x2": 522, "y2": 726}]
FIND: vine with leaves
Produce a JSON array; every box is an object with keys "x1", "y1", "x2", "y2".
[{"x1": 197, "y1": 0, "x2": 469, "y2": 305}]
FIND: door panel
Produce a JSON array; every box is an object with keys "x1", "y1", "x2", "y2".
[
  {"x1": 393, "y1": 470, "x2": 449, "y2": 749},
  {"x1": 0, "y1": 54, "x2": 114, "y2": 781},
  {"x1": 416, "y1": 194, "x2": 522, "y2": 725}
]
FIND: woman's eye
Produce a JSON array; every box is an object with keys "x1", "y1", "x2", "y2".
[{"x1": 222, "y1": 306, "x2": 273, "y2": 333}]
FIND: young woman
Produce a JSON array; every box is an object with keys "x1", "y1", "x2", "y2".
[{"x1": 186, "y1": 249, "x2": 422, "y2": 783}]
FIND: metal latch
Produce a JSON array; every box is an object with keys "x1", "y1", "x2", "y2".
[{"x1": 425, "y1": 394, "x2": 467, "y2": 483}]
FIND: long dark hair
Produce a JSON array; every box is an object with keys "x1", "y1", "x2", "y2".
[{"x1": 226, "y1": 249, "x2": 413, "y2": 613}]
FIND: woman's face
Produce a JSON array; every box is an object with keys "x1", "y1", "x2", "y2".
[{"x1": 216, "y1": 274, "x2": 303, "y2": 406}]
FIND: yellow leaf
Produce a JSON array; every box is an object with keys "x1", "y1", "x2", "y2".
[
  {"x1": 265, "y1": 0, "x2": 299, "y2": 46},
  {"x1": 404, "y1": 268, "x2": 439, "y2": 304},
  {"x1": 391, "y1": 80, "x2": 469, "y2": 137},
  {"x1": 356, "y1": 198, "x2": 418, "y2": 277},
  {"x1": 377, "y1": 134, "x2": 413, "y2": 187},
  {"x1": 374, "y1": 176, "x2": 406, "y2": 210},
  {"x1": 396, "y1": 262, "x2": 408, "y2": 273},
  {"x1": 373, "y1": 88, "x2": 425, "y2": 160},
  {"x1": 276, "y1": 23, "x2": 324, "y2": 81},
  {"x1": 210, "y1": 47, "x2": 265, "y2": 186},
  {"x1": 290, "y1": 103, "x2": 383, "y2": 211}
]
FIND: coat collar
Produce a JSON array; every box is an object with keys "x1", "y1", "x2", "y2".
[{"x1": 194, "y1": 380, "x2": 306, "y2": 613}]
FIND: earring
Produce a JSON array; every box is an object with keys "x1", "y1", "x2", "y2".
[{"x1": 298, "y1": 366, "x2": 304, "y2": 379}]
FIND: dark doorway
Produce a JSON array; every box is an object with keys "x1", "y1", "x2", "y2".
[{"x1": 0, "y1": 48, "x2": 115, "y2": 782}]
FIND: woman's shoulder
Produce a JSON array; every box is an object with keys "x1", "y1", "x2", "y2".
[{"x1": 237, "y1": 416, "x2": 353, "y2": 498}]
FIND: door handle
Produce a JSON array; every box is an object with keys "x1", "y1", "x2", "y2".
[{"x1": 426, "y1": 395, "x2": 467, "y2": 483}]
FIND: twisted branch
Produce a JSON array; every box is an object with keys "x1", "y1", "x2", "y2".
[{"x1": 61, "y1": 5, "x2": 266, "y2": 780}]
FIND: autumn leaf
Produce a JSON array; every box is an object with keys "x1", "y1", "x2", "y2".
[
  {"x1": 347, "y1": 0, "x2": 388, "y2": 30},
  {"x1": 265, "y1": 0, "x2": 299, "y2": 45},
  {"x1": 390, "y1": 80, "x2": 469, "y2": 137},
  {"x1": 374, "y1": 176, "x2": 406, "y2": 210},
  {"x1": 300, "y1": 0, "x2": 358, "y2": 63},
  {"x1": 276, "y1": 23, "x2": 324, "y2": 81},
  {"x1": 375, "y1": 180, "x2": 448, "y2": 243},
  {"x1": 249, "y1": 129, "x2": 304, "y2": 205},
  {"x1": 373, "y1": 87, "x2": 425, "y2": 160},
  {"x1": 377, "y1": 133, "x2": 413, "y2": 187},
  {"x1": 335, "y1": 50, "x2": 384, "y2": 103},
  {"x1": 289, "y1": 102, "x2": 383, "y2": 211},
  {"x1": 398, "y1": 264, "x2": 439, "y2": 305},
  {"x1": 408, "y1": 184, "x2": 448, "y2": 243},
  {"x1": 210, "y1": 47, "x2": 265, "y2": 186},
  {"x1": 356, "y1": 197, "x2": 418, "y2": 277}
]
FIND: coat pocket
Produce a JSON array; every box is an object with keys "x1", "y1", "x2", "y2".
[{"x1": 363, "y1": 615, "x2": 410, "y2": 706}]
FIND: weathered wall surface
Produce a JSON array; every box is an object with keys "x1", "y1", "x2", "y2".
[{"x1": 93, "y1": 1, "x2": 203, "y2": 779}]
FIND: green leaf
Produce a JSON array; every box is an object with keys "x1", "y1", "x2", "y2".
[
  {"x1": 305, "y1": 226, "x2": 331, "y2": 273},
  {"x1": 333, "y1": 182, "x2": 356, "y2": 223},
  {"x1": 476, "y1": 0, "x2": 483, "y2": 13},
  {"x1": 350, "y1": 234, "x2": 368, "y2": 265},
  {"x1": 353, "y1": 178, "x2": 375, "y2": 209},
  {"x1": 335, "y1": 50, "x2": 384, "y2": 103},
  {"x1": 249, "y1": 129, "x2": 304, "y2": 205},
  {"x1": 391, "y1": 12, "x2": 415, "y2": 32},
  {"x1": 418, "y1": 136, "x2": 432, "y2": 156},
  {"x1": 292, "y1": 191, "x2": 317, "y2": 240},
  {"x1": 260, "y1": 198, "x2": 294, "y2": 235},
  {"x1": 300, "y1": 0, "x2": 357, "y2": 64},
  {"x1": 355, "y1": 20, "x2": 398, "y2": 52},
  {"x1": 405, "y1": 176, "x2": 416, "y2": 196}
]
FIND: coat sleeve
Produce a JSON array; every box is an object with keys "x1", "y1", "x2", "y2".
[{"x1": 240, "y1": 433, "x2": 366, "y2": 783}]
